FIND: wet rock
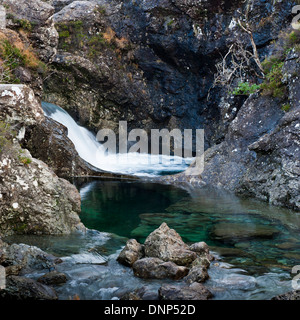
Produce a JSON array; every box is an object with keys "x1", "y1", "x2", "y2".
[
  {"x1": 117, "y1": 239, "x2": 144, "y2": 267},
  {"x1": 0, "y1": 275, "x2": 58, "y2": 300},
  {"x1": 132, "y1": 257, "x2": 189, "y2": 280},
  {"x1": 189, "y1": 242, "x2": 210, "y2": 255},
  {"x1": 272, "y1": 291, "x2": 300, "y2": 300},
  {"x1": 120, "y1": 286, "x2": 158, "y2": 301},
  {"x1": 37, "y1": 271, "x2": 67, "y2": 285},
  {"x1": 158, "y1": 282, "x2": 213, "y2": 300},
  {"x1": 144, "y1": 223, "x2": 197, "y2": 266},
  {"x1": 211, "y1": 222, "x2": 278, "y2": 243},
  {"x1": 184, "y1": 266, "x2": 209, "y2": 284},
  {"x1": 2, "y1": 243, "x2": 61, "y2": 273}
]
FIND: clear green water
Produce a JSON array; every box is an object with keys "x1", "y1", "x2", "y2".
[
  {"x1": 79, "y1": 179, "x2": 300, "y2": 275},
  {"x1": 6, "y1": 178, "x2": 300, "y2": 300}
]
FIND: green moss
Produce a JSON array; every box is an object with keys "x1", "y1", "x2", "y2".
[{"x1": 0, "y1": 122, "x2": 14, "y2": 154}]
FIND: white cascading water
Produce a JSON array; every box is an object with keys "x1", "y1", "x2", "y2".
[{"x1": 41, "y1": 102, "x2": 193, "y2": 177}]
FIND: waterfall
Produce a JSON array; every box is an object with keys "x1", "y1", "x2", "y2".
[{"x1": 41, "y1": 102, "x2": 193, "y2": 177}]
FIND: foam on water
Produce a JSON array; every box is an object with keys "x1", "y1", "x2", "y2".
[{"x1": 42, "y1": 102, "x2": 193, "y2": 177}]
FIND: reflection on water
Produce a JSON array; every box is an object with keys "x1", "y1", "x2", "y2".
[{"x1": 6, "y1": 179, "x2": 300, "y2": 300}]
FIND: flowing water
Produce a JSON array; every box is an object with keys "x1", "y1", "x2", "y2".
[
  {"x1": 6, "y1": 102, "x2": 299, "y2": 300},
  {"x1": 41, "y1": 102, "x2": 193, "y2": 177}
]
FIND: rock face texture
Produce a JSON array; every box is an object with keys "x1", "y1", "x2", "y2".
[{"x1": 0, "y1": 84, "x2": 84, "y2": 236}]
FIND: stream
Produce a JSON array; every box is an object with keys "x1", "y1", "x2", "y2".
[{"x1": 5, "y1": 102, "x2": 300, "y2": 300}]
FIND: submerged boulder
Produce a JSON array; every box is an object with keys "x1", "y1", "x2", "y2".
[{"x1": 211, "y1": 222, "x2": 279, "y2": 243}]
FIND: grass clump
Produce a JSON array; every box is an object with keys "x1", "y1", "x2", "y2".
[
  {"x1": 232, "y1": 82, "x2": 261, "y2": 96},
  {"x1": 260, "y1": 59, "x2": 285, "y2": 98}
]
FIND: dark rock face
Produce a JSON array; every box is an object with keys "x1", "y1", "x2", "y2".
[
  {"x1": 158, "y1": 282, "x2": 213, "y2": 300},
  {"x1": 0, "y1": 275, "x2": 58, "y2": 300},
  {"x1": 42, "y1": 0, "x2": 295, "y2": 151},
  {"x1": 238, "y1": 107, "x2": 300, "y2": 211}
]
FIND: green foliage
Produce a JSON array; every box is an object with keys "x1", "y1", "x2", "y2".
[
  {"x1": 58, "y1": 30, "x2": 70, "y2": 38},
  {"x1": 18, "y1": 19, "x2": 32, "y2": 32},
  {"x1": 19, "y1": 156, "x2": 32, "y2": 165},
  {"x1": 231, "y1": 82, "x2": 261, "y2": 96},
  {"x1": 6, "y1": 13, "x2": 32, "y2": 32},
  {"x1": 260, "y1": 60, "x2": 285, "y2": 98},
  {"x1": 281, "y1": 103, "x2": 291, "y2": 112}
]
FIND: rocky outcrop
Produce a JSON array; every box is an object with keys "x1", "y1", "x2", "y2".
[
  {"x1": 23, "y1": 116, "x2": 123, "y2": 178},
  {"x1": 118, "y1": 223, "x2": 213, "y2": 299},
  {"x1": 164, "y1": 48, "x2": 300, "y2": 211},
  {"x1": 272, "y1": 291, "x2": 300, "y2": 300},
  {"x1": 4, "y1": 0, "x2": 59, "y2": 62},
  {"x1": 0, "y1": 84, "x2": 84, "y2": 236}
]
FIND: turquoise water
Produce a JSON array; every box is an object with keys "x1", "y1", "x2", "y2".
[
  {"x1": 79, "y1": 179, "x2": 300, "y2": 275},
  {"x1": 6, "y1": 178, "x2": 300, "y2": 300}
]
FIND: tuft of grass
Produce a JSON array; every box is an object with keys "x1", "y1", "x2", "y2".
[
  {"x1": 260, "y1": 60, "x2": 286, "y2": 98},
  {"x1": 19, "y1": 156, "x2": 32, "y2": 165},
  {"x1": 231, "y1": 82, "x2": 261, "y2": 96},
  {"x1": 281, "y1": 103, "x2": 291, "y2": 112}
]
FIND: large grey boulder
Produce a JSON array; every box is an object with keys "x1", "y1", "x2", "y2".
[{"x1": 143, "y1": 223, "x2": 197, "y2": 266}]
